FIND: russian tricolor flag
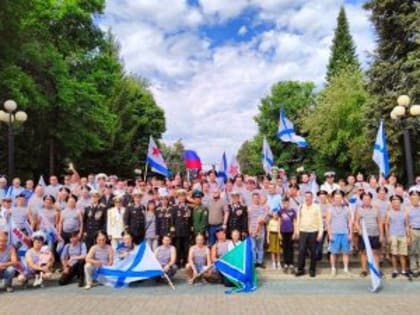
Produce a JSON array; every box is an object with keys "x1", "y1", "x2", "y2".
[{"x1": 184, "y1": 150, "x2": 202, "y2": 169}]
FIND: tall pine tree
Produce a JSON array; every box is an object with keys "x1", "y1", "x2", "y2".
[
  {"x1": 363, "y1": 0, "x2": 420, "y2": 181},
  {"x1": 326, "y1": 6, "x2": 360, "y2": 83}
]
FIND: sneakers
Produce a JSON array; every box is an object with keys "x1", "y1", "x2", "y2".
[
  {"x1": 401, "y1": 271, "x2": 412, "y2": 281},
  {"x1": 391, "y1": 271, "x2": 399, "y2": 279},
  {"x1": 272, "y1": 262, "x2": 276, "y2": 270},
  {"x1": 331, "y1": 268, "x2": 337, "y2": 276},
  {"x1": 5, "y1": 286, "x2": 14, "y2": 293},
  {"x1": 33, "y1": 275, "x2": 42, "y2": 287},
  {"x1": 360, "y1": 271, "x2": 368, "y2": 278},
  {"x1": 84, "y1": 283, "x2": 92, "y2": 290}
]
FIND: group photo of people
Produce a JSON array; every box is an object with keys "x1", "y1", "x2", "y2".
[{"x1": 1, "y1": 163, "x2": 420, "y2": 293}]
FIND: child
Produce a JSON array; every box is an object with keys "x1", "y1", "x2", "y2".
[{"x1": 267, "y1": 211, "x2": 282, "y2": 269}]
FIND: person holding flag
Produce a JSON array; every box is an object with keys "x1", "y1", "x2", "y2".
[{"x1": 355, "y1": 192, "x2": 383, "y2": 278}]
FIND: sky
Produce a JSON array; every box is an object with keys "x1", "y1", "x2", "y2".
[{"x1": 99, "y1": 0, "x2": 375, "y2": 166}]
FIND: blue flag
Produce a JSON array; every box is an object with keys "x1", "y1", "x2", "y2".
[
  {"x1": 372, "y1": 120, "x2": 390, "y2": 177},
  {"x1": 214, "y1": 237, "x2": 257, "y2": 294},
  {"x1": 277, "y1": 109, "x2": 308, "y2": 148},
  {"x1": 217, "y1": 152, "x2": 228, "y2": 182},
  {"x1": 262, "y1": 136, "x2": 274, "y2": 175},
  {"x1": 96, "y1": 241, "x2": 163, "y2": 288}
]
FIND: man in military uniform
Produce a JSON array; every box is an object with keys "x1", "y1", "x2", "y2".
[
  {"x1": 123, "y1": 189, "x2": 146, "y2": 245},
  {"x1": 227, "y1": 192, "x2": 248, "y2": 238},
  {"x1": 170, "y1": 189, "x2": 192, "y2": 267},
  {"x1": 83, "y1": 190, "x2": 107, "y2": 249},
  {"x1": 156, "y1": 194, "x2": 172, "y2": 244},
  {"x1": 191, "y1": 190, "x2": 208, "y2": 236}
]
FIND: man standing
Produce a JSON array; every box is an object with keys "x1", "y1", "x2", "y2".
[
  {"x1": 320, "y1": 172, "x2": 340, "y2": 195},
  {"x1": 327, "y1": 190, "x2": 352, "y2": 276},
  {"x1": 123, "y1": 190, "x2": 146, "y2": 245},
  {"x1": 406, "y1": 190, "x2": 420, "y2": 277},
  {"x1": 227, "y1": 192, "x2": 248, "y2": 238},
  {"x1": 83, "y1": 191, "x2": 107, "y2": 249},
  {"x1": 295, "y1": 191, "x2": 323, "y2": 277},
  {"x1": 107, "y1": 195, "x2": 126, "y2": 250},
  {"x1": 170, "y1": 190, "x2": 192, "y2": 267},
  {"x1": 248, "y1": 192, "x2": 268, "y2": 268},
  {"x1": 191, "y1": 190, "x2": 208, "y2": 236},
  {"x1": 207, "y1": 188, "x2": 229, "y2": 245},
  {"x1": 267, "y1": 183, "x2": 282, "y2": 214}
]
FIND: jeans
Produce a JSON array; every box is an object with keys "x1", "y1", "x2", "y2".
[
  {"x1": 0, "y1": 266, "x2": 16, "y2": 287},
  {"x1": 84, "y1": 263, "x2": 97, "y2": 285},
  {"x1": 251, "y1": 234, "x2": 265, "y2": 264},
  {"x1": 208, "y1": 224, "x2": 222, "y2": 246},
  {"x1": 297, "y1": 231, "x2": 318, "y2": 273}
]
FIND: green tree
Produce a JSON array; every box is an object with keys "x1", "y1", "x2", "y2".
[
  {"x1": 303, "y1": 67, "x2": 371, "y2": 177},
  {"x1": 160, "y1": 139, "x2": 186, "y2": 176},
  {"x1": 326, "y1": 6, "x2": 360, "y2": 83},
  {"x1": 249, "y1": 81, "x2": 316, "y2": 175},
  {"x1": 237, "y1": 137, "x2": 263, "y2": 176},
  {"x1": 363, "y1": 0, "x2": 420, "y2": 180}
]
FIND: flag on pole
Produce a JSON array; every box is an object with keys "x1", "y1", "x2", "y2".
[
  {"x1": 97, "y1": 241, "x2": 164, "y2": 288},
  {"x1": 214, "y1": 237, "x2": 257, "y2": 294},
  {"x1": 146, "y1": 136, "x2": 171, "y2": 177},
  {"x1": 217, "y1": 152, "x2": 228, "y2": 182},
  {"x1": 183, "y1": 150, "x2": 202, "y2": 170},
  {"x1": 262, "y1": 136, "x2": 274, "y2": 175},
  {"x1": 361, "y1": 218, "x2": 382, "y2": 292},
  {"x1": 227, "y1": 154, "x2": 241, "y2": 179},
  {"x1": 277, "y1": 109, "x2": 308, "y2": 148},
  {"x1": 372, "y1": 120, "x2": 390, "y2": 177},
  {"x1": 37, "y1": 175, "x2": 47, "y2": 187}
]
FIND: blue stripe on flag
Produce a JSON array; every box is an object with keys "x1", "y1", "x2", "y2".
[{"x1": 146, "y1": 157, "x2": 171, "y2": 177}]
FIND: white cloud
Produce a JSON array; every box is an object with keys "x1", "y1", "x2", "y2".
[{"x1": 101, "y1": 0, "x2": 375, "y2": 164}]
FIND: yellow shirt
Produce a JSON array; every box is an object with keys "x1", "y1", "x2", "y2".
[
  {"x1": 297, "y1": 203, "x2": 323, "y2": 233},
  {"x1": 267, "y1": 219, "x2": 280, "y2": 233}
]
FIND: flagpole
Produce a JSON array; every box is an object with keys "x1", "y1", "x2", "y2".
[
  {"x1": 144, "y1": 161, "x2": 148, "y2": 182},
  {"x1": 163, "y1": 273, "x2": 175, "y2": 291}
]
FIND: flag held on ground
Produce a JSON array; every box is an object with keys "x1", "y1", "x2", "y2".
[
  {"x1": 214, "y1": 237, "x2": 257, "y2": 294},
  {"x1": 146, "y1": 136, "x2": 171, "y2": 177},
  {"x1": 372, "y1": 119, "x2": 390, "y2": 178},
  {"x1": 96, "y1": 241, "x2": 164, "y2": 288},
  {"x1": 361, "y1": 218, "x2": 382, "y2": 293},
  {"x1": 277, "y1": 108, "x2": 308, "y2": 148}
]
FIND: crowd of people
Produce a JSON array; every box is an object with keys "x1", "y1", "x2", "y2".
[{"x1": 1, "y1": 165, "x2": 420, "y2": 292}]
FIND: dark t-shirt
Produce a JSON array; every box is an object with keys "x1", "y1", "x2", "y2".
[{"x1": 279, "y1": 208, "x2": 297, "y2": 233}]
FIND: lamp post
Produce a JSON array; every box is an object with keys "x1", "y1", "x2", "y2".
[
  {"x1": 0, "y1": 100, "x2": 28, "y2": 180},
  {"x1": 390, "y1": 95, "x2": 420, "y2": 186}
]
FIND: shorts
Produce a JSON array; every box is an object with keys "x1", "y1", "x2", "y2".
[
  {"x1": 329, "y1": 234, "x2": 351, "y2": 254},
  {"x1": 359, "y1": 235, "x2": 381, "y2": 251},
  {"x1": 390, "y1": 236, "x2": 408, "y2": 256}
]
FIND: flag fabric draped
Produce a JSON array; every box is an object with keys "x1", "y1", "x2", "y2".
[
  {"x1": 214, "y1": 237, "x2": 257, "y2": 294},
  {"x1": 96, "y1": 241, "x2": 164, "y2": 288},
  {"x1": 227, "y1": 154, "x2": 240, "y2": 179},
  {"x1": 372, "y1": 120, "x2": 390, "y2": 177},
  {"x1": 361, "y1": 219, "x2": 382, "y2": 292},
  {"x1": 146, "y1": 136, "x2": 171, "y2": 177},
  {"x1": 37, "y1": 175, "x2": 47, "y2": 187},
  {"x1": 277, "y1": 109, "x2": 308, "y2": 148},
  {"x1": 262, "y1": 136, "x2": 274, "y2": 175},
  {"x1": 183, "y1": 150, "x2": 202, "y2": 169}
]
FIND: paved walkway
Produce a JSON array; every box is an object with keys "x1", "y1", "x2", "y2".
[{"x1": 1, "y1": 276, "x2": 419, "y2": 315}]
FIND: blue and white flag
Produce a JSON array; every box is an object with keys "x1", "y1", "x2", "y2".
[
  {"x1": 361, "y1": 218, "x2": 382, "y2": 292},
  {"x1": 146, "y1": 136, "x2": 171, "y2": 177},
  {"x1": 277, "y1": 109, "x2": 308, "y2": 148},
  {"x1": 96, "y1": 241, "x2": 163, "y2": 288},
  {"x1": 217, "y1": 152, "x2": 228, "y2": 184},
  {"x1": 372, "y1": 120, "x2": 390, "y2": 177},
  {"x1": 262, "y1": 137, "x2": 274, "y2": 175},
  {"x1": 37, "y1": 175, "x2": 46, "y2": 187}
]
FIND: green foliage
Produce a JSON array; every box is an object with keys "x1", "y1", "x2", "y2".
[
  {"x1": 326, "y1": 6, "x2": 360, "y2": 83},
  {"x1": 0, "y1": 0, "x2": 166, "y2": 179},
  {"x1": 160, "y1": 139, "x2": 186, "y2": 176},
  {"x1": 303, "y1": 68, "x2": 371, "y2": 177},
  {"x1": 363, "y1": 0, "x2": 420, "y2": 180},
  {"x1": 239, "y1": 81, "x2": 316, "y2": 175}
]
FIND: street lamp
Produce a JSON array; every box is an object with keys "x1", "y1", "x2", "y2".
[
  {"x1": 390, "y1": 95, "x2": 420, "y2": 185},
  {"x1": 0, "y1": 100, "x2": 28, "y2": 180}
]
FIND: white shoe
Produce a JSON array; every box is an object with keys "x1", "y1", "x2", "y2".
[
  {"x1": 84, "y1": 283, "x2": 92, "y2": 290},
  {"x1": 33, "y1": 275, "x2": 40, "y2": 287},
  {"x1": 331, "y1": 268, "x2": 337, "y2": 276},
  {"x1": 272, "y1": 262, "x2": 276, "y2": 270}
]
